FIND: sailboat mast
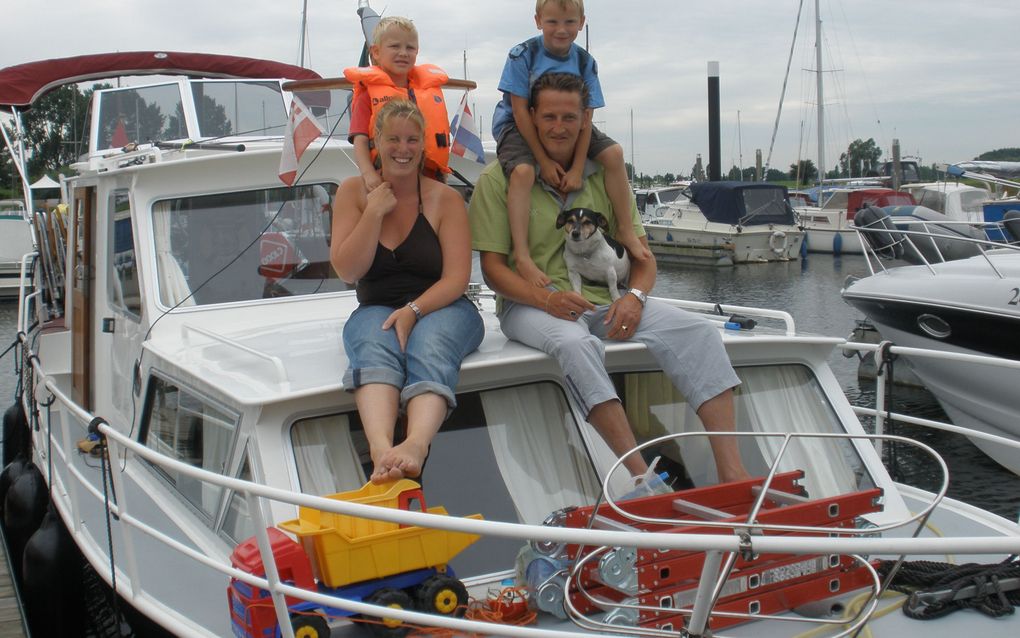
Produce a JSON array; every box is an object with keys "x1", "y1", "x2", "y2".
[
  {"x1": 815, "y1": 0, "x2": 825, "y2": 185},
  {"x1": 298, "y1": 0, "x2": 309, "y2": 67}
]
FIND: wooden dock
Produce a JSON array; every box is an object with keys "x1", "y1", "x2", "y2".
[{"x1": 0, "y1": 531, "x2": 29, "y2": 637}]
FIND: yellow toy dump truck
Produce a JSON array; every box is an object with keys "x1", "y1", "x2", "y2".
[{"x1": 228, "y1": 479, "x2": 483, "y2": 638}]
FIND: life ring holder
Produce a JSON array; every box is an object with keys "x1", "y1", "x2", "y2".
[{"x1": 769, "y1": 230, "x2": 788, "y2": 254}]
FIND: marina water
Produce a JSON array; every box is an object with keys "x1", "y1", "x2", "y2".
[{"x1": 3, "y1": 253, "x2": 1019, "y2": 521}]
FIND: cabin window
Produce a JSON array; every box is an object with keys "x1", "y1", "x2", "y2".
[
  {"x1": 107, "y1": 189, "x2": 142, "y2": 316},
  {"x1": 141, "y1": 374, "x2": 240, "y2": 522},
  {"x1": 290, "y1": 382, "x2": 607, "y2": 578},
  {"x1": 96, "y1": 83, "x2": 186, "y2": 150},
  {"x1": 617, "y1": 365, "x2": 869, "y2": 498},
  {"x1": 151, "y1": 183, "x2": 348, "y2": 306}
]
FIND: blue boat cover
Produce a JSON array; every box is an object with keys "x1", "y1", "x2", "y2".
[{"x1": 688, "y1": 181, "x2": 796, "y2": 226}]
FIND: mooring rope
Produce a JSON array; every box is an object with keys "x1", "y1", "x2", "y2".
[{"x1": 878, "y1": 556, "x2": 1020, "y2": 619}]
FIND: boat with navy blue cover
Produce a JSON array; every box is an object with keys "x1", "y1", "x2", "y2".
[{"x1": 642, "y1": 181, "x2": 804, "y2": 265}]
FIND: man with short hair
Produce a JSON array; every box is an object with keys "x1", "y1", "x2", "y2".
[{"x1": 469, "y1": 72, "x2": 749, "y2": 482}]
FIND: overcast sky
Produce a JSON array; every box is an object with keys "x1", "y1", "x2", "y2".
[{"x1": 4, "y1": 0, "x2": 1017, "y2": 176}]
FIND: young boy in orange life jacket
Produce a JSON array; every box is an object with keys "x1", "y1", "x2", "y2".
[{"x1": 345, "y1": 16, "x2": 452, "y2": 190}]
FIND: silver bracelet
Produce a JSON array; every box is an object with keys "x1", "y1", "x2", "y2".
[{"x1": 406, "y1": 301, "x2": 423, "y2": 319}]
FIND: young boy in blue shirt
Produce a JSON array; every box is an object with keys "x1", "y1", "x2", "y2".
[{"x1": 492, "y1": 0, "x2": 649, "y2": 287}]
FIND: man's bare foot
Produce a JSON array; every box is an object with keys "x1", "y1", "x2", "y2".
[
  {"x1": 515, "y1": 257, "x2": 552, "y2": 287},
  {"x1": 618, "y1": 233, "x2": 652, "y2": 261}
]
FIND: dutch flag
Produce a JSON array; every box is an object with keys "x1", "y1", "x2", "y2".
[{"x1": 450, "y1": 93, "x2": 486, "y2": 165}]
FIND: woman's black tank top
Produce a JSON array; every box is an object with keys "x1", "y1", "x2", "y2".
[{"x1": 356, "y1": 211, "x2": 443, "y2": 307}]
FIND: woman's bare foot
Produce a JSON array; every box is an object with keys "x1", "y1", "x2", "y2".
[
  {"x1": 369, "y1": 440, "x2": 430, "y2": 484},
  {"x1": 515, "y1": 256, "x2": 552, "y2": 287}
]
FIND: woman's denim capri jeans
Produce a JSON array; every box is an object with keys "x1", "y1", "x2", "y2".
[{"x1": 342, "y1": 296, "x2": 484, "y2": 411}]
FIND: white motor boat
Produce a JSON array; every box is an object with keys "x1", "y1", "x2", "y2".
[
  {"x1": 2, "y1": 51, "x2": 1020, "y2": 638},
  {"x1": 900, "y1": 182, "x2": 991, "y2": 225},
  {"x1": 643, "y1": 182, "x2": 804, "y2": 265},
  {"x1": 843, "y1": 210, "x2": 1020, "y2": 474},
  {"x1": 0, "y1": 199, "x2": 35, "y2": 298}
]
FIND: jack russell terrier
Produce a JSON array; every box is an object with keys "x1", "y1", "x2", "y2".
[{"x1": 555, "y1": 207, "x2": 630, "y2": 301}]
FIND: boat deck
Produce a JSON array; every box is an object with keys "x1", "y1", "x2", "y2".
[{"x1": 0, "y1": 534, "x2": 28, "y2": 637}]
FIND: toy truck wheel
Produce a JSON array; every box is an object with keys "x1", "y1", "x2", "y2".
[
  {"x1": 416, "y1": 574, "x2": 468, "y2": 617},
  {"x1": 291, "y1": 614, "x2": 330, "y2": 638},
  {"x1": 366, "y1": 587, "x2": 413, "y2": 638}
]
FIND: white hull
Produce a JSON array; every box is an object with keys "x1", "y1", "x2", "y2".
[
  {"x1": 644, "y1": 221, "x2": 803, "y2": 265},
  {"x1": 802, "y1": 228, "x2": 864, "y2": 255}
]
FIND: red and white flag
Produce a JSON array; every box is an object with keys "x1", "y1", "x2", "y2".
[{"x1": 278, "y1": 95, "x2": 325, "y2": 186}]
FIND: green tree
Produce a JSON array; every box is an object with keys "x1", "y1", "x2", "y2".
[
  {"x1": 838, "y1": 138, "x2": 882, "y2": 178},
  {"x1": 977, "y1": 148, "x2": 1020, "y2": 161},
  {"x1": 765, "y1": 168, "x2": 787, "y2": 182},
  {"x1": 789, "y1": 159, "x2": 817, "y2": 184}
]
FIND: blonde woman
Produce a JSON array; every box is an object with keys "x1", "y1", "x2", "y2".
[{"x1": 331, "y1": 99, "x2": 482, "y2": 484}]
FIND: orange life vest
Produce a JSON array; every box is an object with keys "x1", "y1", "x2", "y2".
[{"x1": 343, "y1": 64, "x2": 451, "y2": 174}]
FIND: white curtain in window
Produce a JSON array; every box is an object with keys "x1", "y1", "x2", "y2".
[
  {"x1": 292, "y1": 415, "x2": 366, "y2": 495},
  {"x1": 480, "y1": 386, "x2": 603, "y2": 523},
  {"x1": 736, "y1": 366, "x2": 857, "y2": 497},
  {"x1": 152, "y1": 201, "x2": 194, "y2": 306}
]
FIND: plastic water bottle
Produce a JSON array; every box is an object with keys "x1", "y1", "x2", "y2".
[{"x1": 618, "y1": 456, "x2": 672, "y2": 500}]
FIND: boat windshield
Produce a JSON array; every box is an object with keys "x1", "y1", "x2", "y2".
[
  {"x1": 657, "y1": 188, "x2": 685, "y2": 204},
  {"x1": 959, "y1": 190, "x2": 989, "y2": 213},
  {"x1": 96, "y1": 82, "x2": 188, "y2": 150},
  {"x1": 820, "y1": 191, "x2": 849, "y2": 210},
  {"x1": 152, "y1": 182, "x2": 349, "y2": 306},
  {"x1": 94, "y1": 79, "x2": 351, "y2": 152}
]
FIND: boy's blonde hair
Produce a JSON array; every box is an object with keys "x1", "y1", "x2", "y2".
[
  {"x1": 535, "y1": 0, "x2": 584, "y2": 16},
  {"x1": 371, "y1": 16, "x2": 418, "y2": 47}
]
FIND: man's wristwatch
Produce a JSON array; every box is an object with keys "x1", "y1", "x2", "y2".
[{"x1": 628, "y1": 288, "x2": 648, "y2": 306}]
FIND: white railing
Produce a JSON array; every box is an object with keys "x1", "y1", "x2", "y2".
[
  {"x1": 855, "y1": 219, "x2": 1020, "y2": 276},
  {"x1": 839, "y1": 340, "x2": 1020, "y2": 458}
]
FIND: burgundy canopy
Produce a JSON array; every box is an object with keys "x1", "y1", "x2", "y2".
[{"x1": 0, "y1": 51, "x2": 322, "y2": 110}]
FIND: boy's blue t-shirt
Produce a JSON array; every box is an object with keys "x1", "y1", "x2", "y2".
[{"x1": 491, "y1": 35, "x2": 605, "y2": 140}]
